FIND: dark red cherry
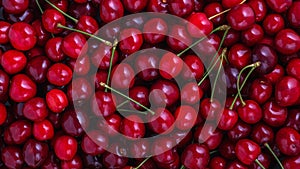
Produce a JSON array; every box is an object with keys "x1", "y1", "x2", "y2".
[
  {"x1": 81, "y1": 130, "x2": 108, "y2": 156},
  {"x1": 119, "y1": 28, "x2": 143, "y2": 55},
  {"x1": 47, "y1": 63, "x2": 73, "y2": 86},
  {"x1": 241, "y1": 24, "x2": 264, "y2": 47},
  {"x1": 181, "y1": 144, "x2": 210, "y2": 169},
  {"x1": 195, "y1": 33, "x2": 220, "y2": 59},
  {"x1": 287, "y1": 58, "x2": 300, "y2": 81},
  {"x1": 181, "y1": 82, "x2": 203, "y2": 105},
  {"x1": 8, "y1": 22, "x2": 36, "y2": 51},
  {"x1": 62, "y1": 32, "x2": 88, "y2": 59},
  {"x1": 187, "y1": 12, "x2": 213, "y2": 38},
  {"x1": 249, "y1": 153, "x2": 271, "y2": 169},
  {"x1": 44, "y1": 0, "x2": 69, "y2": 12},
  {"x1": 26, "y1": 55, "x2": 51, "y2": 83},
  {"x1": 264, "y1": 64, "x2": 284, "y2": 84},
  {"x1": 31, "y1": 19, "x2": 51, "y2": 46},
  {"x1": 23, "y1": 139, "x2": 48, "y2": 168},
  {"x1": 42, "y1": 9, "x2": 66, "y2": 34},
  {"x1": 46, "y1": 89, "x2": 68, "y2": 113},
  {"x1": 238, "y1": 100, "x2": 262, "y2": 124},
  {"x1": 209, "y1": 156, "x2": 226, "y2": 169},
  {"x1": 249, "y1": 78, "x2": 273, "y2": 104},
  {"x1": 69, "y1": 1, "x2": 97, "y2": 18},
  {"x1": 251, "y1": 44, "x2": 278, "y2": 75},
  {"x1": 200, "y1": 98, "x2": 222, "y2": 121},
  {"x1": 9, "y1": 74, "x2": 37, "y2": 102},
  {"x1": 226, "y1": 4, "x2": 255, "y2": 31},
  {"x1": 167, "y1": 0, "x2": 194, "y2": 17},
  {"x1": 0, "y1": 70, "x2": 9, "y2": 102},
  {"x1": 222, "y1": 29, "x2": 241, "y2": 47},
  {"x1": 182, "y1": 54, "x2": 205, "y2": 81},
  {"x1": 194, "y1": 124, "x2": 223, "y2": 150},
  {"x1": 263, "y1": 14, "x2": 285, "y2": 35},
  {"x1": 148, "y1": 108, "x2": 175, "y2": 134},
  {"x1": 251, "y1": 123, "x2": 274, "y2": 145},
  {"x1": 288, "y1": 1, "x2": 300, "y2": 28},
  {"x1": 120, "y1": 115, "x2": 145, "y2": 139},
  {"x1": 111, "y1": 63, "x2": 135, "y2": 90},
  {"x1": 283, "y1": 154, "x2": 300, "y2": 169},
  {"x1": 101, "y1": 151, "x2": 128, "y2": 169},
  {"x1": 1, "y1": 50, "x2": 27, "y2": 74},
  {"x1": 45, "y1": 37, "x2": 65, "y2": 62},
  {"x1": 8, "y1": 120, "x2": 32, "y2": 144},
  {"x1": 54, "y1": 135, "x2": 78, "y2": 161},
  {"x1": 222, "y1": 0, "x2": 243, "y2": 8},
  {"x1": 227, "y1": 120, "x2": 252, "y2": 142},
  {"x1": 1, "y1": 146, "x2": 24, "y2": 169},
  {"x1": 263, "y1": 100, "x2": 287, "y2": 127},
  {"x1": 146, "y1": 0, "x2": 168, "y2": 13},
  {"x1": 143, "y1": 18, "x2": 168, "y2": 44},
  {"x1": 129, "y1": 86, "x2": 150, "y2": 111},
  {"x1": 0, "y1": 21, "x2": 11, "y2": 44},
  {"x1": 122, "y1": 0, "x2": 148, "y2": 13},
  {"x1": 166, "y1": 24, "x2": 192, "y2": 52},
  {"x1": 265, "y1": 0, "x2": 292, "y2": 13},
  {"x1": 0, "y1": 103, "x2": 7, "y2": 125},
  {"x1": 76, "y1": 15, "x2": 99, "y2": 35},
  {"x1": 276, "y1": 127, "x2": 300, "y2": 156},
  {"x1": 2, "y1": 0, "x2": 29, "y2": 14},
  {"x1": 92, "y1": 91, "x2": 116, "y2": 117},
  {"x1": 228, "y1": 43, "x2": 251, "y2": 70},
  {"x1": 227, "y1": 160, "x2": 248, "y2": 169},
  {"x1": 91, "y1": 43, "x2": 119, "y2": 70},
  {"x1": 33, "y1": 119, "x2": 54, "y2": 141},
  {"x1": 61, "y1": 109, "x2": 87, "y2": 137},
  {"x1": 285, "y1": 108, "x2": 300, "y2": 132},
  {"x1": 219, "y1": 139, "x2": 236, "y2": 159},
  {"x1": 61, "y1": 155, "x2": 82, "y2": 169},
  {"x1": 275, "y1": 76, "x2": 300, "y2": 107},
  {"x1": 274, "y1": 29, "x2": 300, "y2": 55},
  {"x1": 93, "y1": 70, "x2": 108, "y2": 91},
  {"x1": 175, "y1": 105, "x2": 197, "y2": 131},
  {"x1": 23, "y1": 97, "x2": 48, "y2": 122},
  {"x1": 159, "y1": 52, "x2": 183, "y2": 79},
  {"x1": 204, "y1": 2, "x2": 225, "y2": 25},
  {"x1": 218, "y1": 108, "x2": 238, "y2": 130},
  {"x1": 134, "y1": 52, "x2": 159, "y2": 81},
  {"x1": 99, "y1": 0, "x2": 124, "y2": 23},
  {"x1": 247, "y1": 0, "x2": 267, "y2": 22},
  {"x1": 235, "y1": 139, "x2": 261, "y2": 165}
]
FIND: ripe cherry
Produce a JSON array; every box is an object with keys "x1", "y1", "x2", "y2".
[
  {"x1": 46, "y1": 89, "x2": 68, "y2": 113},
  {"x1": 0, "y1": 21, "x2": 11, "y2": 44},
  {"x1": 218, "y1": 108, "x2": 238, "y2": 130},
  {"x1": 275, "y1": 127, "x2": 300, "y2": 156},
  {"x1": 181, "y1": 82, "x2": 203, "y2": 105},
  {"x1": 247, "y1": 0, "x2": 267, "y2": 22},
  {"x1": 54, "y1": 135, "x2": 78, "y2": 161},
  {"x1": 187, "y1": 12, "x2": 213, "y2": 38},
  {"x1": 1, "y1": 50, "x2": 27, "y2": 74},
  {"x1": 235, "y1": 139, "x2": 261, "y2": 165},
  {"x1": 148, "y1": 108, "x2": 175, "y2": 134},
  {"x1": 288, "y1": 1, "x2": 300, "y2": 28},
  {"x1": 167, "y1": 0, "x2": 194, "y2": 17},
  {"x1": 274, "y1": 29, "x2": 300, "y2": 55},
  {"x1": 146, "y1": 0, "x2": 168, "y2": 13},
  {"x1": 167, "y1": 24, "x2": 192, "y2": 52},
  {"x1": 226, "y1": 4, "x2": 255, "y2": 31},
  {"x1": 42, "y1": 9, "x2": 66, "y2": 34},
  {"x1": 33, "y1": 119, "x2": 54, "y2": 141},
  {"x1": 99, "y1": 0, "x2": 124, "y2": 23},
  {"x1": 8, "y1": 120, "x2": 32, "y2": 144},
  {"x1": 9, "y1": 74, "x2": 37, "y2": 102},
  {"x1": 181, "y1": 143, "x2": 210, "y2": 169},
  {"x1": 61, "y1": 155, "x2": 83, "y2": 169},
  {"x1": 249, "y1": 78, "x2": 273, "y2": 104},
  {"x1": 2, "y1": 0, "x2": 29, "y2": 14},
  {"x1": 241, "y1": 24, "x2": 264, "y2": 47},
  {"x1": 122, "y1": 0, "x2": 148, "y2": 13},
  {"x1": 26, "y1": 55, "x2": 51, "y2": 83},
  {"x1": 62, "y1": 32, "x2": 88, "y2": 59},
  {"x1": 275, "y1": 76, "x2": 300, "y2": 107},
  {"x1": 174, "y1": 105, "x2": 197, "y2": 131},
  {"x1": 1, "y1": 146, "x2": 24, "y2": 169},
  {"x1": 76, "y1": 15, "x2": 99, "y2": 35},
  {"x1": 228, "y1": 43, "x2": 251, "y2": 70},
  {"x1": 263, "y1": 100, "x2": 287, "y2": 127},
  {"x1": 263, "y1": 13, "x2": 285, "y2": 35},
  {"x1": 159, "y1": 52, "x2": 183, "y2": 79},
  {"x1": 92, "y1": 91, "x2": 116, "y2": 117},
  {"x1": 265, "y1": 0, "x2": 292, "y2": 13},
  {"x1": 23, "y1": 97, "x2": 48, "y2": 122},
  {"x1": 120, "y1": 115, "x2": 145, "y2": 139},
  {"x1": 252, "y1": 44, "x2": 278, "y2": 75},
  {"x1": 143, "y1": 18, "x2": 167, "y2": 44},
  {"x1": 250, "y1": 123, "x2": 274, "y2": 145},
  {"x1": 23, "y1": 139, "x2": 49, "y2": 168},
  {"x1": 81, "y1": 130, "x2": 108, "y2": 156},
  {"x1": 119, "y1": 28, "x2": 143, "y2": 55},
  {"x1": 209, "y1": 156, "x2": 226, "y2": 169}
]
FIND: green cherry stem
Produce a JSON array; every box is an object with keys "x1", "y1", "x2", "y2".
[
  {"x1": 177, "y1": 24, "x2": 230, "y2": 57},
  {"x1": 57, "y1": 23, "x2": 112, "y2": 46},
  {"x1": 118, "y1": 109, "x2": 147, "y2": 115},
  {"x1": 255, "y1": 159, "x2": 266, "y2": 169},
  {"x1": 180, "y1": 165, "x2": 185, "y2": 169},
  {"x1": 264, "y1": 143, "x2": 284, "y2": 169},
  {"x1": 211, "y1": 48, "x2": 227, "y2": 102},
  {"x1": 117, "y1": 100, "x2": 129, "y2": 109},
  {"x1": 35, "y1": 0, "x2": 43, "y2": 14},
  {"x1": 133, "y1": 157, "x2": 152, "y2": 169},
  {"x1": 44, "y1": 0, "x2": 78, "y2": 23},
  {"x1": 100, "y1": 82, "x2": 155, "y2": 115},
  {"x1": 208, "y1": 0, "x2": 247, "y2": 20},
  {"x1": 105, "y1": 39, "x2": 118, "y2": 92}
]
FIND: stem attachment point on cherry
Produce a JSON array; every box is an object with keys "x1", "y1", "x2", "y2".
[{"x1": 44, "y1": 0, "x2": 78, "y2": 23}]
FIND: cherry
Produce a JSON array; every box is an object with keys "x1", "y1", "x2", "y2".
[
  {"x1": 0, "y1": 70, "x2": 9, "y2": 102},
  {"x1": 181, "y1": 82, "x2": 203, "y2": 105},
  {"x1": 120, "y1": 115, "x2": 145, "y2": 138},
  {"x1": 1, "y1": 50, "x2": 27, "y2": 74},
  {"x1": 226, "y1": 4, "x2": 255, "y2": 31},
  {"x1": 222, "y1": 0, "x2": 243, "y2": 9},
  {"x1": 219, "y1": 139, "x2": 236, "y2": 159},
  {"x1": 9, "y1": 74, "x2": 37, "y2": 102},
  {"x1": 174, "y1": 105, "x2": 197, "y2": 131},
  {"x1": 227, "y1": 120, "x2": 252, "y2": 142},
  {"x1": 62, "y1": 32, "x2": 88, "y2": 59},
  {"x1": 45, "y1": 37, "x2": 66, "y2": 62},
  {"x1": 275, "y1": 76, "x2": 300, "y2": 107},
  {"x1": 61, "y1": 155, "x2": 83, "y2": 169},
  {"x1": 69, "y1": 1, "x2": 97, "y2": 18},
  {"x1": 92, "y1": 91, "x2": 116, "y2": 117},
  {"x1": 8, "y1": 120, "x2": 32, "y2": 144},
  {"x1": 76, "y1": 15, "x2": 99, "y2": 35},
  {"x1": 182, "y1": 54, "x2": 205, "y2": 81},
  {"x1": 81, "y1": 130, "x2": 108, "y2": 156},
  {"x1": 91, "y1": 43, "x2": 119, "y2": 70},
  {"x1": 46, "y1": 89, "x2": 68, "y2": 113},
  {"x1": 0, "y1": 103, "x2": 7, "y2": 125},
  {"x1": 274, "y1": 29, "x2": 300, "y2": 55},
  {"x1": 99, "y1": 0, "x2": 124, "y2": 23},
  {"x1": 33, "y1": 119, "x2": 54, "y2": 141},
  {"x1": 23, "y1": 139, "x2": 49, "y2": 168},
  {"x1": 26, "y1": 55, "x2": 51, "y2": 84},
  {"x1": 152, "y1": 138, "x2": 176, "y2": 164},
  {"x1": 146, "y1": 0, "x2": 168, "y2": 13},
  {"x1": 148, "y1": 107, "x2": 174, "y2": 134},
  {"x1": 187, "y1": 12, "x2": 213, "y2": 38},
  {"x1": 222, "y1": 29, "x2": 241, "y2": 47},
  {"x1": 54, "y1": 135, "x2": 78, "y2": 161},
  {"x1": 1, "y1": 146, "x2": 24, "y2": 169},
  {"x1": 265, "y1": 0, "x2": 292, "y2": 13},
  {"x1": 288, "y1": 1, "x2": 300, "y2": 28},
  {"x1": 285, "y1": 108, "x2": 300, "y2": 132},
  {"x1": 47, "y1": 63, "x2": 72, "y2": 86},
  {"x1": 41, "y1": 151, "x2": 60, "y2": 169},
  {"x1": 32, "y1": 19, "x2": 51, "y2": 46},
  {"x1": 199, "y1": 98, "x2": 221, "y2": 121},
  {"x1": 2, "y1": 0, "x2": 29, "y2": 14},
  {"x1": 0, "y1": 21, "x2": 10, "y2": 44},
  {"x1": 42, "y1": 9, "x2": 66, "y2": 34},
  {"x1": 119, "y1": 28, "x2": 143, "y2": 55},
  {"x1": 44, "y1": 0, "x2": 69, "y2": 12},
  {"x1": 122, "y1": 0, "x2": 148, "y2": 13},
  {"x1": 129, "y1": 86, "x2": 150, "y2": 111},
  {"x1": 8, "y1": 22, "x2": 37, "y2": 51},
  {"x1": 81, "y1": 154, "x2": 102, "y2": 169},
  {"x1": 143, "y1": 18, "x2": 168, "y2": 44},
  {"x1": 111, "y1": 63, "x2": 135, "y2": 90},
  {"x1": 226, "y1": 160, "x2": 248, "y2": 169},
  {"x1": 129, "y1": 140, "x2": 150, "y2": 158},
  {"x1": 194, "y1": 33, "x2": 221, "y2": 58},
  {"x1": 167, "y1": 0, "x2": 194, "y2": 17},
  {"x1": 209, "y1": 156, "x2": 226, "y2": 169},
  {"x1": 249, "y1": 153, "x2": 271, "y2": 169},
  {"x1": 181, "y1": 143, "x2": 210, "y2": 169},
  {"x1": 23, "y1": 97, "x2": 48, "y2": 122},
  {"x1": 283, "y1": 155, "x2": 300, "y2": 169},
  {"x1": 218, "y1": 108, "x2": 238, "y2": 130},
  {"x1": 275, "y1": 127, "x2": 300, "y2": 156},
  {"x1": 264, "y1": 64, "x2": 284, "y2": 84},
  {"x1": 159, "y1": 52, "x2": 183, "y2": 79},
  {"x1": 66, "y1": 77, "x2": 92, "y2": 105},
  {"x1": 204, "y1": 2, "x2": 225, "y2": 25},
  {"x1": 149, "y1": 79, "x2": 180, "y2": 107},
  {"x1": 286, "y1": 58, "x2": 300, "y2": 81},
  {"x1": 101, "y1": 151, "x2": 128, "y2": 169},
  {"x1": 249, "y1": 78, "x2": 273, "y2": 104},
  {"x1": 166, "y1": 24, "x2": 192, "y2": 52},
  {"x1": 93, "y1": 70, "x2": 108, "y2": 91},
  {"x1": 263, "y1": 14, "x2": 285, "y2": 35},
  {"x1": 235, "y1": 139, "x2": 261, "y2": 165},
  {"x1": 134, "y1": 52, "x2": 159, "y2": 81},
  {"x1": 194, "y1": 124, "x2": 224, "y2": 150},
  {"x1": 263, "y1": 100, "x2": 287, "y2": 127},
  {"x1": 228, "y1": 43, "x2": 251, "y2": 70},
  {"x1": 61, "y1": 109, "x2": 87, "y2": 137},
  {"x1": 251, "y1": 123, "x2": 274, "y2": 145},
  {"x1": 247, "y1": 0, "x2": 267, "y2": 22},
  {"x1": 241, "y1": 24, "x2": 264, "y2": 47}
]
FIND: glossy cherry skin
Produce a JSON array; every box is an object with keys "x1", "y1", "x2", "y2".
[
  {"x1": 182, "y1": 54, "x2": 205, "y2": 81},
  {"x1": 23, "y1": 97, "x2": 48, "y2": 122},
  {"x1": 263, "y1": 100, "x2": 287, "y2": 127},
  {"x1": 204, "y1": 2, "x2": 225, "y2": 25},
  {"x1": 247, "y1": 0, "x2": 267, "y2": 22},
  {"x1": 285, "y1": 109, "x2": 300, "y2": 132},
  {"x1": 181, "y1": 82, "x2": 203, "y2": 105},
  {"x1": 143, "y1": 18, "x2": 167, "y2": 44},
  {"x1": 249, "y1": 153, "x2": 271, "y2": 169},
  {"x1": 226, "y1": 4, "x2": 255, "y2": 31},
  {"x1": 287, "y1": 58, "x2": 300, "y2": 81},
  {"x1": 9, "y1": 74, "x2": 37, "y2": 102},
  {"x1": 1, "y1": 146, "x2": 24, "y2": 169},
  {"x1": 101, "y1": 151, "x2": 128, "y2": 169},
  {"x1": 8, "y1": 22, "x2": 37, "y2": 51},
  {"x1": 181, "y1": 143, "x2": 210, "y2": 169},
  {"x1": 222, "y1": 0, "x2": 243, "y2": 8},
  {"x1": 152, "y1": 137, "x2": 176, "y2": 164},
  {"x1": 167, "y1": 0, "x2": 194, "y2": 17},
  {"x1": 32, "y1": 19, "x2": 51, "y2": 46},
  {"x1": 219, "y1": 139, "x2": 236, "y2": 159},
  {"x1": 249, "y1": 78, "x2": 273, "y2": 104},
  {"x1": 241, "y1": 24, "x2": 264, "y2": 47},
  {"x1": 175, "y1": 105, "x2": 197, "y2": 131},
  {"x1": 45, "y1": 37, "x2": 65, "y2": 62},
  {"x1": 129, "y1": 86, "x2": 150, "y2": 111},
  {"x1": 0, "y1": 21, "x2": 11, "y2": 44},
  {"x1": 81, "y1": 130, "x2": 108, "y2": 156},
  {"x1": 119, "y1": 28, "x2": 143, "y2": 55},
  {"x1": 276, "y1": 127, "x2": 300, "y2": 156},
  {"x1": 66, "y1": 78, "x2": 92, "y2": 105},
  {"x1": 62, "y1": 32, "x2": 87, "y2": 59},
  {"x1": 148, "y1": 108, "x2": 174, "y2": 134},
  {"x1": 47, "y1": 63, "x2": 72, "y2": 86},
  {"x1": 120, "y1": 115, "x2": 145, "y2": 139},
  {"x1": 194, "y1": 124, "x2": 223, "y2": 150},
  {"x1": 159, "y1": 52, "x2": 183, "y2": 79},
  {"x1": 0, "y1": 70, "x2": 9, "y2": 101},
  {"x1": 228, "y1": 43, "x2": 251, "y2": 70},
  {"x1": 26, "y1": 56, "x2": 51, "y2": 84},
  {"x1": 92, "y1": 91, "x2": 116, "y2": 117},
  {"x1": 252, "y1": 44, "x2": 278, "y2": 75},
  {"x1": 146, "y1": 0, "x2": 168, "y2": 13},
  {"x1": 23, "y1": 139, "x2": 49, "y2": 168},
  {"x1": 134, "y1": 52, "x2": 159, "y2": 81},
  {"x1": 251, "y1": 123, "x2": 274, "y2": 145},
  {"x1": 264, "y1": 64, "x2": 284, "y2": 84},
  {"x1": 209, "y1": 156, "x2": 226, "y2": 169},
  {"x1": 2, "y1": 0, "x2": 28, "y2": 14},
  {"x1": 76, "y1": 15, "x2": 99, "y2": 35},
  {"x1": 227, "y1": 120, "x2": 252, "y2": 142},
  {"x1": 274, "y1": 29, "x2": 300, "y2": 55},
  {"x1": 8, "y1": 120, "x2": 32, "y2": 144},
  {"x1": 1, "y1": 50, "x2": 27, "y2": 74},
  {"x1": 0, "y1": 103, "x2": 7, "y2": 125},
  {"x1": 46, "y1": 89, "x2": 68, "y2": 113},
  {"x1": 218, "y1": 108, "x2": 238, "y2": 130},
  {"x1": 263, "y1": 14, "x2": 284, "y2": 35},
  {"x1": 111, "y1": 63, "x2": 135, "y2": 90},
  {"x1": 266, "y1": 0, "x2": 292, "y2": 13},
  {"x1": 42, "y1": 9, "x2": 66, "y2": 34},
  {"x1": 91, "y1": 43, "x2": 119, "y2": 70},
  {"x1": 99, "y1": 0, "x2": 124, "y2": 23},
  {"x1": 122, "y1": 0, "x2": 148, "y2": 13},
  {"x1": 283, "y1": 155, "x2": 300, "y2": 169},
  {"x1": 33, "y1": 119, "x2": 54, "y2": 141},
  {"x1": 238, "y1": 100, "x2": 262, "y2": 124},
  {"x1": 61, "y1": 155, "x2": 82, "y2": 169},
  {"x1": 54, "y1": 135, "x2": 78, "y2": 161},
  {"x1": 166, "y1": 24, "x2": 192, "y2": 52},
  {"x1": 275, "y1": 76, "x2": 300, "y2": 107},
  {"x1": 61, "y1": 109, "x2": 87, "y2": 137},
  {"x1": 149, "y1": 79, "x2": 180, "y2": 107},
  {"x1": 200, "y1": 98, "x2": 222, "y2": 121},
  {"x1": 235, "y1": 139, "x2": 261, "y2": 165},
  {"x1": 187, "y1": 12, "x2": 213, "y2": 38},
  {"x1": 288, "y1": 1, "x2": 300, "y2": 28}
]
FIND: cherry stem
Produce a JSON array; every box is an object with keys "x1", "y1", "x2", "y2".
[
  {"x1": 236, "y1": 62, "x2": 261, "y2": 106},
  {"x1": 177, "y1": 25, "x2": 230, "y2": 57},
  {"x1": 133, "y1": 157, "x2": 151, "y2": 169},
  {"x1": 255, "y1": 159, "x2": 266, "y2": 169},
  {"x1": 105, "y1": 39, "x2": 118, "y2": 92},
  {"x1": 264, "y1": 143, "x2": 284, "y2": 169},
  {"x1": 100, "y1": 82, "x2": 155, "y2": 115},
  {"x1": 211, "y1": 48, "x2": 227, "y2": 102},
  {"x1": 209, "y1": 150, "x2": 218, "y2": 155},
  {"x1": 35, "y1": 0, "x2": 43, "y2": 14},
  {"x1": 44, "y1": 0, "x2": 78, "y2": 23},
  {"x1": 197, "y1": 26, "x2": 231, "y2": 86},
  {"x1": 180, "y1": 165, "x2": 185, "y2": 169},
  {"x1": 118, "y1": 109, "x2": 147, "y2": 115},
  {"x1": 57, "y1": 23, "x2": 112, "y2": 46},
  {"x1": 117, "y1": 100, "x2": 129, "y2": 109},
  {"x1": 208, "y1": 0, "x2": 247, "y2": 20}
]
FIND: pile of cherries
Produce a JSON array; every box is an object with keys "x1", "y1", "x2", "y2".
[{"x1": 0, "y1": 0, "x2": 300, "y2": 168}]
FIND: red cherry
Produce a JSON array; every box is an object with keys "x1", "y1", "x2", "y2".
[
  {"x1": 102, "y1": 151, "x2": 128, "y2": 169},
  {"x1": 23, "y1": 139, "x2": 49, "y2": 168},
  {"x1": 285, "y1": 108, "x2": 300, "y2": 132},
  {"x1": 235, "y1": 139, "x2": 261, "y2": 165},
  {"x1": 287, "y1": 58, "x2": 300, "y2": 81},
  {"x1": 181, "y1": 82, "x2": 203, "y2": 105},
  {"x1": 62, "y1": 32, "x2": 88, "y2": 59},
  {"x1": 91, "y1": 43, "x2": 119, "y2": 70},
  {"x1": 111, "y1": 63, "x2": 135, "y2": 90},
  {"x1": 275, "y1": 76, "x2": 300, "y2": 107},
  {"x1": 241, "y1": 24, "x2": 264, "y2": 47},
  {"x1": 61, "y1": 155, "x2": 82, "y2": 169},
  {"x1": 204, "y1": 2, "x2": 225, "y2": 25},
  {"x1": 263, "y1": 100, "x2": 287, "y2": 127},
  {"x1": 129, "y1": 86, "x2": 150, "y2": 111},
  {"x1": 47, "y1": 63, "x2": 73, "y2": 86},
  {"x1": 200, "y1": 98, "x2": 222, "y2": 121},
  {"x1": 45, "y1": 37, "x2": 65, "y2": 62},
  {"x1": 81, "y1": 130, "x2": 108, "y2": 156},
  {"x1": 227, "y1": 120, "x2": 252, "y2": 142},
  {"x1": 99, "y1": 0, "x2": 124, "y2": 23},
  {"x1": 143, "y1": 18, "x2": 167, "y2": 44},
  {"x1": 8, "y1": 22, "x2": 37, "y2": 51},
  {"x1": 32, "y1": 19, "x2": 51, "y2": 46},
  {"x1": 275, "y1": 127, "x2": 300, "y2": 156},
  {"x1": 182, "y1": 54, "x2": 205, "y2": 81},
  {"x1": 0, "y1": 103, "x2": 7, "y2": 125},
  {"x1": 247, "y1": 0, "x2": 267, "y2": 22},
  {"x1": 264, "y1": 64, "x2": 285, "y2": 84},
  {"x1": 265, "y1": 0, "x2": 292, "y2": 13},
  {"x1": 174, "y1": 105, "x2": 197, "y2": 131},
  {"x1": 1, "y1": 146, "x2": 24, "y2": 169},
  {"x1": 226, "y1": 4, "x2": 255, "y2": 31},
  {"x1": 228, "y1": 43, "x2": 251, "y2": 70},
  {"x1": 119, "y1": 28, "x2": 143, "y2": 55},
  {"x1": 8, "y1": 120, "x2": 32, "y2": 144},
  {"x1": 120, "y1": 115, "x2": 145, "y2": 139},
  {"x1": 2, "y1": 0, "x2": 29, "y2": 14},
  {"x1": 42, "y1": 9, "x2": 66, "y2": 34},
  {"x1": 46, "y1": 89, "x2": 68, "y2": 113},
  {"x1": 167, "y1": 0, "x2": 194, "y2": 17},
  {"x1": 1, "y1": 50, "x2": 27, "y2": 74},
  {"x1": 288, "y1": 1, "x2": 300, "y2": 28},
  {"x1": 194, "y1": 124, "x2": 223, "y2": 150},
  {"x1": 249, "y1": 78, "x2": 273, "y2": 104},
  {"x1": 122, "y1": 0, "x2": 148, "y2": 13},
  {"x1": 251, "y1": 122, "x2": 274, "y2": 145},
  {"x1": 0, "y1": 21, "x2": 11, "y2": 44},
  {"x1": 134, "y1": 52, "x2": 159, "y2": 81},
  {"x1": 148, "y1": 108, "x2": 175, "y2": 134},
  {"x1": 9, "y1": 74, "x2": 37, "y2": 102},
  {"x1": 218, "y1": 108, "x2": 238, "y2": 130},
  {"x1": 237, "y1": 100, "x2": 262, "y2": 124},
  {"x1": 92, "y1": 91, "x2": 116, "y2": 117},
  {"x1": 159, "y1": 52, "x2": 183, "y2": 79},
  {"x1": 283, "y1": 155, "x2": 300, "y2": 169},
  {"x1": 54, "y1": 135, "x2": 78, "y2": 161},
  {"x1": 181, "y1": 143, "x2": 210, "y2": 169},
  {"x1": 222, "y1": 0, "x2": 243, "y2": 8},
  {"x1": 209, "y1": 156, "x2": 226, "y2": 169},
  {"x1": 146, "y1": 0, "x2": 168, "y2": 13},
  {"x1": 263, "y1": 13, "x2": 285, "y2": 35},
  {"x1": 76, "y1": 15, "x2": 99, "y2": 35},
  {"x1": 33, "y1": 119, "x2": 54, "y2": 141},
  {"x1": 23, "y1": 97, "x2": 48, "y2": 122},
  {"x1": 167, "y1": 24, "x2": 192, "y2": 52},
  {"x1": 187, "y1": 12, "x2": 213, "y2": 38},
  {"x1": 274, "y1": 29, "x2": 300, "y2": 55}
]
